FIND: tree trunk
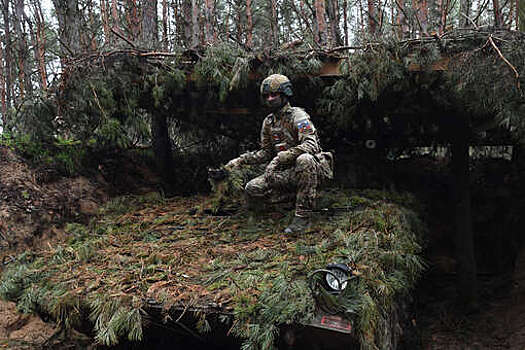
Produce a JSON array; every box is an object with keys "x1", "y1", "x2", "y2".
[
  {"x1": 100, "y1": 0, "x2": 111, "y2": 42},
  {"x1": 51, "y1": 0, "x2": 82, "y2": 59},
  {"x1": 151, "y1": 112, "x2": 175, "y2": 193},
  {"x1": 126, "y1": 0, "x2": 140, "y2": 41},
  {"x1": 343, "y1": 0, "x2": 348, "y2": 45},
  {"x1": 460, "y1": 0, "x2": 471, "y2": 26},
  {"x1": 86, "y1": 0, "x2": 98, "y2": 50},
  {"x1": 269, "y1": 0, "x2": 279, "y2": 46},
  {"x1": 314, "y1": 0, "x2": 327, "y2": 45},
  {"x1": 246, "y1": 0, "x2": 253, "y2": 47},
  {"x1": 368, "y1": 0, "x2": 377, "y2": 35},
  {"x1": 413, "y1": 0, "x2": 428, "y2": 33},
  {"x1": 191, "y1": 0, "x2": 199, "y2": 47},
  {"x1": 110, "y1": 0, "x2": 122, "y2": 42},
  {"x1": 0, "y1": 43, "x2": 7, "y2": 126},
  {"x1": 14, "y1": 0, "x2": 32, "y2": 99},
  {"x1": 30, "y1": 2, "x2": 48, "y2": 91},
  {"x1": 492, "y1": 0, "x2": 502, "y2": 27},
  {"x1": 236, "y1": 3, "x2": 242, "y2": 44},
  {"x1": 162, "y1": 0, "x2": 168, "y2": 49},
  {"x1": 326, "y1": 0, "x2": 342, "y2": 45},
  {"x1": 203, "y1": 0, "x2": 214, "y2": 43},
  {"x1": 451, "y1": 119, "x2": 478, "y2": 310},
  {"x1": 182, "y1": 0, "x2": 192, "y2": 46},
  {"x1": 439, "y1": 0, "x2": 450, "y2": 33},
  {"x1": 516, "y1": 0, "x2": 525, "y2": 32},
  {"x1": 2, "y1": 0, "x2": 12, "y2": 115},
  {"x1": 141, "y1": 0, "x2": 158, "y2": 47},
  {"x1": 396, "y1": 0, "x2": 408, "y2": 38}
]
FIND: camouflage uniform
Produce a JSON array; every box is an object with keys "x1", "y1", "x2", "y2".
[{"x1": 228, "y1": 102, "x2": 333, "y2": 217}]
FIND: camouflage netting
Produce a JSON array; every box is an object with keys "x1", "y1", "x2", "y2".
[{"x1": 0, "y1": 189, "x2": 425, "y2": 349}]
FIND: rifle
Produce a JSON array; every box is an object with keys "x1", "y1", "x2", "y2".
[
  {"x1": 207, "y1": 167, "x2": 229, "y2": 181},
  {"x1": 306, "y1": 205, "x2": 367, "y2": 216}
]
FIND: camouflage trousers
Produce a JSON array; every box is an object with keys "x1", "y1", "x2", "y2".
[{"x1": 245, "y1": 153, "x2": 322, "y2": 217}]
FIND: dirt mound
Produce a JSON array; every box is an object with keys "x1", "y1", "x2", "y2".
[
  {"x1": 0, "y1": 146, "x2": 114, "y2": 346},
  {"x1": 0, "y1": 300, "x2": 57, "y2": 349},
  {"x1": 0, "y1": 146, "x2": 105, "y2": 258}
]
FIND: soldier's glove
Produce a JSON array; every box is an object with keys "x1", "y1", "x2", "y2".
[
  {"x1": 225, "y1": 157, "x2": 243, "y2": 171},
  {"x1": 264, "y1": 156, "x2": 280, "y2": 183},
  {"x1": 208, "y1": 167, "x2": 229, "y2": 181},
  {"x1": 277, "y1": 150, "x2": 294, "y2": 164}
]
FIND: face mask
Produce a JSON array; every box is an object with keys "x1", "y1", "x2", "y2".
[{"x1": 264, "y1": 94, "x2": 286, "y2": 112}]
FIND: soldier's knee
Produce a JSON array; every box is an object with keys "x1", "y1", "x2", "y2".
[
  {"x1": 245, "y1": 179, "x2": 264, "y2": 196},
  {"x1": 245, "y1": 180, "x2": 256, "y2": 195},
  {"x1": 295, "y1": 153, "x2": 315, "y2": 171}
]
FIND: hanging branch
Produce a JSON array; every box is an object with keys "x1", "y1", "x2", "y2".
[
  {"x1": 488, "y1": 35, "x2": 520, "y2": 89},
  {"x1": 111, "y1": 27, "x2": 137, "y2": 48}
]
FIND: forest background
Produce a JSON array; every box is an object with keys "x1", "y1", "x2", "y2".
[{"x1": 0, "y1": 0, "x2": 524, "y2": 323}]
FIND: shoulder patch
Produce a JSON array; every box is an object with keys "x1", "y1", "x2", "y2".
[{"x1": 296, "y1": 118, "x2": 312, "y2": 133}]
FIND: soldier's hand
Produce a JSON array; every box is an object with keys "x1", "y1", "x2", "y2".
[
  {"x1": 277, "y1": 150, "x2": 294, "y2": 164},
  {"x1": 225, "y1": 158, "x2": 242, "y2": 171},
  {"x1": 265, "y1": 156, "x2": 280, "y2": 173}
]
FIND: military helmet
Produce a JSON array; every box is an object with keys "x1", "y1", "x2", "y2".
[{"x1": 260, "y1": 74, "x2": 293, "y2": 98}]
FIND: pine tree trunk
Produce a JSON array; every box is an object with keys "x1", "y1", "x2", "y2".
[
  {"x1": 100, "y1": 0, "x2": 111, "y2": 42},
  {"x1": 0, "y1": 44, "x2": 7, "y2": 125},
  {"x1": 204, "y1": 0, "x2": 214, "y2": 43},
  {"x1": 151, "y1": 112, "x2": 175, "y2": 192},
  {"x1": 396, "y1": 0, "x2": 407, "y2": 38},
  {"x1": 2, "y1": 0, "x2": 12, "y2": 112},
  {"x1": 191, "y1": 0, "x2": 199, "y2": 47},
  {"x1": 516, "y1": 0, "x2": 525, "y2": 32},
  {"x1": 141, "y1": 0, "x2": 158, "y2": 47},
  {"x1": 326, "y1": 0, "x2": 342, "y2": 45},
  {"x1": 86, "y1": 0, "x2": 98, "y2": 50},
  {"x1": 126, "y1": 0, "x2": 140, "y2": 41},
  {"x1": 162, "y1": 0, "x2": 168, "y2": 49},
  {"x1": 29, "y1": 3, "x2": 48, "y2": 91},
  {"x1": 460, "y1": 0, "x2": 471, "y2": 26},
  {"x1": 236, "y1": 5, "x2": 242, "y2": 44},
  {"x1": 451, "y1": 120, "x2": 478, "y2": 311},
  {"x1": 14, "y1": 0, "x2": 32, "y2": 99},
  {"x1": 52, "y1": 0, "x2": 82, "y2": 59},
  {"x1": 368, "y1": 0, "x2": 377, "y2": 34},
  {"x1": 183, "y1": 0, "x2": 192, "y2": 46},
  {"x1": 343, "y1": 0, "x2": 348, "y2": 45},
  {"x1": 110, "y1": 0, "x2": 120, "y2": 38},
  {"x1": 415, "y1": 0, "x2": 428, "y2": 33},
  {"x1": 246, "y1": 0, "x2": 253, "y2": 48},
  {"x1": 270, "y1": 0, "x2": 279, "y2": 46},
  {"x1": 492, "y1": 0, "x2": 502, "y2": 27},
  {"x1": 315, "y1": 0, "x2": 327, "y2": 45}
]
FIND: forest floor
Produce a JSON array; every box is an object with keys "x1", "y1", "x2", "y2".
[
  {"x1": 416, "y1": 248, "x2": 525, "y2": 349},
  {"x1": 0, "y1": 145, "x2": 524, "y2": 349}
]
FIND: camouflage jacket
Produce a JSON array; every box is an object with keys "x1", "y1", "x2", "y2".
[{"x1": 237, "y1": 103, "x2": 321, "y2": 166}]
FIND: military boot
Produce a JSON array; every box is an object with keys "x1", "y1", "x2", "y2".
[{"x1": 284, "y1": 216, "x2": 311, "y2": 234}]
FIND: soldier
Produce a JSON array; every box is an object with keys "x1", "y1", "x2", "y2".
[{"x1": 225, "y1": 74, "x2": 333, "y2": 233}]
